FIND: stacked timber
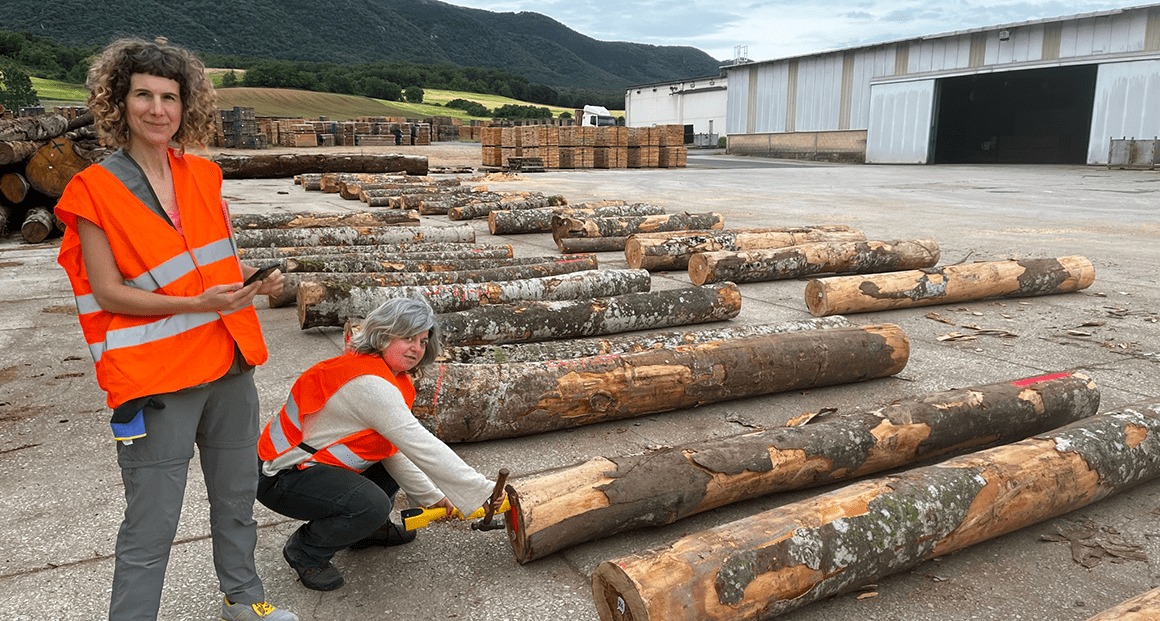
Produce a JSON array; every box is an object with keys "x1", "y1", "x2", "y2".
[
  {"x1": 688, "y1": 238, "x2": 941, "y2": 285},
  {"x1": 552, "y1": 212, "x2": 725, "y2": 253},
  {"x1": 489, "y1": 203, "x2": 665, "y2": 235},
  {"x1": 413, "y1": 322, "x2": 909, "y2": 442},
  {"x1": 506, "y1": 371, "x2": 1099, "y2": 563},
  {"x1": 0, "y1": 110, "x2": 110, "y2": 243},
  {"x1": 590, "y1": 399, "x2": 1160, "y2": 621},
  {"x1": 297, "y1": 269, "x2": 652, "y2": 327},
  {"x1": 805, "y1": 256, "x2": 1095, "y2": 316},
  {"x1": 624, "y1": 225, "x2": 866, "y2": 271},
  {"x1": 269, "y1": 254, "x2": 600, "y2": 308},
  {"x1": 482, "y1": 125, "x2": 685, "y2": 170}
]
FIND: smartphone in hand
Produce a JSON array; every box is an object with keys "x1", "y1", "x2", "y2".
[{"x1": 243, "y1": 262, "x2": 281, "y2": 286}]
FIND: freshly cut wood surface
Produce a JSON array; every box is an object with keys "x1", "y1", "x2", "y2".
[
  {"x1": 688, "y1": 238, "x2": 940, "y2": 285},
  {"x1": 1085, "y1": 587, "x2": 1160, "y2": 620},
  {"x1": 267, "y1": 255, "x2": 599, "y2": 307},
  {"x1": 591, "y1": 399, "x2": 1160, "y2": 621},
  {"x1": 25, "y1": 138, "x2": 91, "y2": 197},
  {"x1": 626, "y1": 226, "x2": 864, "y2": 271},
  {"x1": 297, "y1": 269, "x2": 652, "y2": 327},
  {"x1": 437, "y1": 283, "x2": 743, "y2": 346},
  {"x1": 213, "y1": 152, "x2": 428, "y2": 178},
  {"x1": 506, "y1": 372, "x2": 1097, "y2": 563},
  {"x1": 0, "y1": 172, "x2": 30, "y2": 204},
  {"x1": 805, "y1": 256, "x2": 1095, "y2": 316},
  {"x1": 20, "y1": 206, "x2": 55, "y2": 243},
  {"x1": 414, "y1": 324, "x2": 908, "y2": 442}
]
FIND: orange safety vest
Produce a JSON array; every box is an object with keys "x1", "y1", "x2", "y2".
[
  {"x1": 258, "y1": 352, "x2": 416, "y2": 472},
  {"x1": 55, "y1": 149, "x2": 268, "y2": 408}
]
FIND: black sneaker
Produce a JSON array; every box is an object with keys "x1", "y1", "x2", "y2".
[
  {"x1": 282, "y1": 542, "x2": 344, "y2": 591},
  {"x1": 347, "y1": 521, "x2": 417, "y2": 550}
]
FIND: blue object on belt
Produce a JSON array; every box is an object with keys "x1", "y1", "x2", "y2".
[{"x1": 110, "y1": 397, "x2": 164, "y2": 444}]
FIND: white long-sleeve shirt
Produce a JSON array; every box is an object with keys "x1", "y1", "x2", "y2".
[{"x1": 261, "y1": 374, "x2": 494, "y2": 514}]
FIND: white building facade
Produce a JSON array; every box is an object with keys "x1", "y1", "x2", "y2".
[{"x1": 625, "y1": 75, "x2": 728, "y2": 145}]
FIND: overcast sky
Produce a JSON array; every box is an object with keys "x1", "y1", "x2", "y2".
[{"x1": 453, "y1": 0, "x2": 1149, "y2": 62}]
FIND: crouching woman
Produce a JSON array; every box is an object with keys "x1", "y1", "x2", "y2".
[{"x1": 256, "y1": 298, "x2": 503, "y2": 591}]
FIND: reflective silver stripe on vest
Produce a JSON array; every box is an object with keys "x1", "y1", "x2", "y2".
[
  {"x1": 123, "y1": 238, "x2": 237, "y2": 292},
  {"x1": 267, "y1": 393, "x2": 300, "y2": 454},
  {"x1": 324, "y1": 443, "x2": 373, "y2": 471},
  {"x1": 91, "y1": 310, "x2": 223, "y2": 362},
  {"x1": 192, "y1": 238, "x2": 237, "y2": 268},
  {"x1": 75, "y1": 293, "x2": 102, "y2": 315}
]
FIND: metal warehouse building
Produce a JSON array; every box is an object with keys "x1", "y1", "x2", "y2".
[
  {"x1": 724, "y1": 4, "x2": 1160, "y2": 164},
  {"x1": 624, "y1": 75, "x2": 729, "y2": 146}
]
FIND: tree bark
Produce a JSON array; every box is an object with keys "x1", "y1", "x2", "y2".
[
  {"x1": 489, "y1": 204, "x2": 666, "y2": 235},
  {"x1": 447, "y1": 196, "x2": 555, "y2": 220},
  {"x1": 805, "y1": 256, "x2": 1095, "y2": 316},
  {"x1": 552, "y1": 213, "x2": 724, "y2": 245},
  {"x1": 298, "y1": 269, "x2": 652, "y2": 327},
  {"x1": 20, "y1": 206, "x2": 55, "y2": 243},
  {"x1": 689, "y1": 239, "x2": 941, "y2": 285},
  {"x1": 0, "y1": 204, "x2": 9, "y2": 235},
  {"x1": 437, "y1": 283, "x2": 743, "y2": 347},
  {"x1": 229, "y1": 210, "x2": 420, "y2": 229},
  {"x1": 300, "y1": 173, "x2": 323, "y2": 191},
  {"x1": 590, "y1": 399, "x2": 1160, "y2": 621},
  {"x1": 625, "y1": 226, "x2": 866, "y2": 271},
  {"x1": 233, "y1": 225, "x2": 475, "y2": 248},
  {"x1": 268, "y1": 255, "x2": 600, "y2": 307},
  {"x1": 1085, "y1": 587, "x2": 1160, "y2": 621},
  {"x1": 239, "y1": 242, "x2": 513, "y2": 261},
  {"x1": 283, "y1": 254, "x2": 562, "y2": 274},
  {"x1": 0, "y1": 141, "x2": 40, "y2": 166},
  {"x1": 507, "y1": 372, "x2": 1098, "y2": 563},
  {"x1": 440, "y1": 316, "x2": 851, "y2": 364},
  {"x1": 0, "y1": 113, "x2": 69, "y2": 142},
  {"x1": 557, "y1": 237, "x2": 632, "y2": 253},
  {"x1": 25, "y1": 137, "x2": 92, "y2": 197},
  {"x1": 283, "y1": 249, "x2": 514, "y2": 263},
  {"x1": 0, "y1": 172, "x2": 30, "y2": 204},
  {"x1": 414, "y1": 323, "x2": 909, "y2": 442},
  {"x1": 213, "y1": 153, "x2": 428, "y2": 179}
]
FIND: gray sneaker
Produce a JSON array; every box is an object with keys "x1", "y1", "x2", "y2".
[{"x1": 221, "y1": 597, "x2": 299, "y2": 621}]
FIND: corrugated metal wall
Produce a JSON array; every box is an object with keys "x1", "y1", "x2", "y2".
[
  {"x1": 865, "y1": 80, "x2": 936, "y2": 164},
  {"x1": 1088, "y1": 59, "x2": 1160, "y2": 163}
]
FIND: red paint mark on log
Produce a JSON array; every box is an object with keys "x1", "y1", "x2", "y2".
[{"x1": 1012, "y1": 372, "x2": 1071, "y2": 387}]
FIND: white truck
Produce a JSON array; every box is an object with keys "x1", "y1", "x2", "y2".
[{"x1": 579, "y1": 105, "x2": 617, "y2": 127}]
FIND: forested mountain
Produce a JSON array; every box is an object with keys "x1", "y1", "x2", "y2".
[{"x1": 0, "y1": 0, "x2": 723, "y2": 92}]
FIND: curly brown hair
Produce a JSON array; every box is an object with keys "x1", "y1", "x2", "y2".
[{"x1": 86, "y1": 37, "x2": 217, "y2": 150}]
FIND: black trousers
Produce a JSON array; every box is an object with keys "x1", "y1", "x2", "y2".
[{"x1": 257, "y1": 462, "x2": 399, "y2": 565}]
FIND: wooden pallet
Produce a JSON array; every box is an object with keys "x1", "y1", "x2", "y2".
[{"x1": 507, "y1": 157, "x2": 546, "y2": 172}]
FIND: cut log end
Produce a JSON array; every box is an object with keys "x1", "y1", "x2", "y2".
[
  {"x1": 624, "y1": 238, "x2": 644, "y2": 270},
  {"x1": 592, "y1": 562, "x2": 650, "y2": 621},
  {"x1": 687, "y1": 252, "x2": 710, "y2": 286},
  {"x1": 296, "y1": 281, "x2": 326, "y2": 328}
]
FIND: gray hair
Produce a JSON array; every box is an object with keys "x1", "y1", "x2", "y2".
[{"x1": 349, "y1": 298, "x2": 441, "y2": 367}]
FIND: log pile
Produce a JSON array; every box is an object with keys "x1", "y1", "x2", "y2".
[
  {"x1": 590, "y1": 399, "x2": 1160, "y2": 621},
  {"x1": 489, "y1": 203, "x2": 666, "y2": 235},
  {"x1": 552, "y1": 212, "x2": 725, "y2": 253},
  {"x1": 507, "y1": 371, "x2": 1099, "y2": 563},
  {"x1": 625, "y1": 226, "x2": 866, "y2": 271},
  {"x1": 0, "y1": 109, "x2": 111, "y2": 243}
]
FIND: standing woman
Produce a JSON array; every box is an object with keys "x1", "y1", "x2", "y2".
[{"x1": 55, "y1": 38, "x2": 296, "y2": 621}]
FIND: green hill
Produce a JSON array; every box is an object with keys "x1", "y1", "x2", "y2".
[{"x1": 0, "y1": 0, "x2": 722, "y2": 94}]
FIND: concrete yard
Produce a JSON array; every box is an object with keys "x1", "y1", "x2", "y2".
[{"x1": 1, "y1": 143, "x2": 1158, "y2": 621}]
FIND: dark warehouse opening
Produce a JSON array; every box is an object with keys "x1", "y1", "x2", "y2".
[{"x1": 931, "y1": 65, "x2": 1098, "y2": 164}]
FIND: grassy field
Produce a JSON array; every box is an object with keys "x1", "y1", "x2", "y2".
[{"x1": 26, "y1": 75, "x2": 622, "y2": 121}]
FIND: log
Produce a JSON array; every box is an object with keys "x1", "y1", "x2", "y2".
[
  {"x1": 437, "y1": 283, "x2": 743, "y2": 347},
  {"x1": 447, "y1": 196, "x2": 554, "y2": 220},
  {"x1": 298, "y1": 269, "x2": 653, "y2": 327},
  {"x1": 213, "y1": 153, "x2": 428, "y2": 179},
  {"x1": 229, "y1": 210, "x2": 420, "y2": 229},
  {"x1": 239, "y1": 242, "x2": 512, "y2": 261},
  {"x1": 283, "y1": 254, "x2": 561, "y2": 274},
  {"x1": 0, "y1": 140, "x2": 40, "y2": 166},
  {"x1": 268, "y1": 255, "x2": 600, "y2": 308},
  {"x1": 20, "y1": 206, "x2": 55, "y2": 243},
  {"x1": 0, "y1": 113, "x2": 68, "y2": 142},
  {"x1": 233, "y1": 225, "x2": 475, "y2": 248},
  {"x1": 0, "y1": 204, "x2": 9, "y2": 235},
  {"x1": 489, "y1": 204, "x2": 666, "y2": 235},
  {"x1": 0, "y1": 172, "x2": 30, "y2": 204},
  {"x1": 25, "y1": 137, "x2": 91, "y2": 197},
  {"x1": 301, "y1": 173, "x2": 323, "y2": 191},
  {"x1": 440, "y1": 316, "x2": 851, "y2": 364},
  {"x1": 506, "y1": 372, "x2": 1098, "y2": 563},
  {"x1": 689, "y1": 239, "x2": 941, "y2": 285},
  {"x1": 557, "y1": 237, "x2": 631, "y2": 254},
  {"x1": 1085, "y1": 587, "x2": 1160, "y2": 621},
  {"x1": 285, "y1": 249, "x2": 514, "y2": 263},
  {"x1": 625, "y1": 226, "x2": 865, "y2": 271},
  {"x1": 552, "y1": 213, "x2": 724, "y2": 245},
  {"x1": 414, "y1": 323, "x2": 909, "y2": 442},
  {"x1": 590, "y1": 399, "x2": 1160, "y2": 621},
  {"x1": 805, "y1": 256, "x2": 1096, "y2": 316}
]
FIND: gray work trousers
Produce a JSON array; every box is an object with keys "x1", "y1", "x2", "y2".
[{"x1": 109, "y1": 364, "x2": 265, "y2": 621}]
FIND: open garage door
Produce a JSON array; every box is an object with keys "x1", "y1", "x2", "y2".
[{"x1": 932, "y1": 65, "x2": 1098, "y2": 164}]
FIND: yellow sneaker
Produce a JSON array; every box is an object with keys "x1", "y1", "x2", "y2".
[{"x1": 221, "y1": 597, "x2": 299, "y2": 621}]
